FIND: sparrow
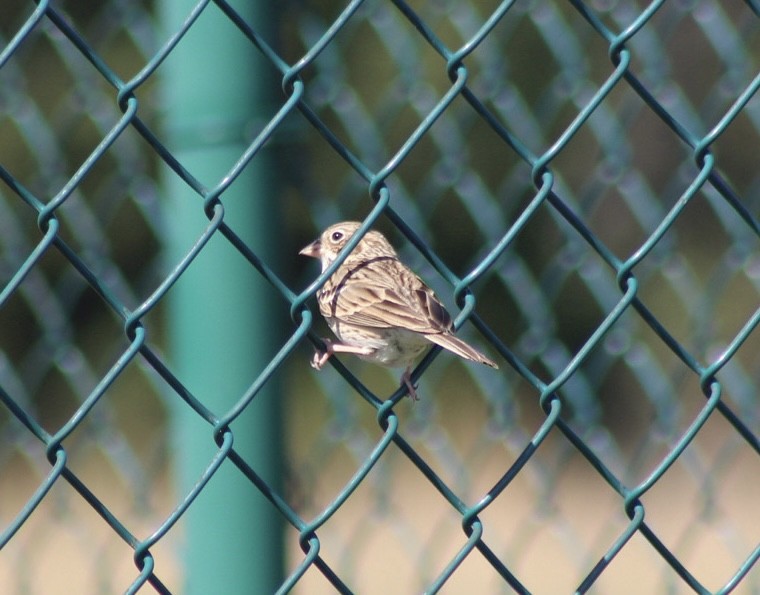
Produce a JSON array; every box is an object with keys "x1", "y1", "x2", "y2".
[{"x1": 300, "y1": 221, "x2": 498, "y2": 400}]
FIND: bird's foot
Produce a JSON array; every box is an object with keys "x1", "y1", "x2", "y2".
[
  {"x1": 311, "y1": 339, "x2": 376, "y2": 370},
  {"x1": 311, "y1": 339, "x2": 334, "y2": 370},
  {"x1": 400, "y1": 367, "x2": 419, "y2": 401}
]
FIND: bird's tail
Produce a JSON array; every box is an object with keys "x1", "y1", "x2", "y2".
[{"x1": 425, "y1": 333, "x2": 498, "y2": 368}]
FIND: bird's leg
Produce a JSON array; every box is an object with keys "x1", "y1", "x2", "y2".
[
  {"x1": 400, "y1": 366, "x2": 419, "y2": 401},
  {"x1": 311, "y1": 338, "x2": 375, "y2": 370}
]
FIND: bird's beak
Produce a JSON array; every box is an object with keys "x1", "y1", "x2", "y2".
[{"x1": 299, "y1": 239, "x2": 321, "y2": 259}]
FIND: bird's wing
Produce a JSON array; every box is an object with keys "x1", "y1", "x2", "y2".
[{"x1": 321, "y1": 258, "x2": 453, "y2": 334}]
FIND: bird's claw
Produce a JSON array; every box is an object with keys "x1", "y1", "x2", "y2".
[
  {"x1": 401, "y1": 369, "x2": 419, "y2": 401},
  {"x1": 310, "y1": 339, "x2": 333, "y2": 370},
  {"x1": 310, "y1": 350, "x2": 330, "y2": 370}
]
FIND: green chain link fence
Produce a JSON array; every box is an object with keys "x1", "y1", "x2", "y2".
[{"x1": 1, "y1": 1, "x2": 759, "y2": 593}]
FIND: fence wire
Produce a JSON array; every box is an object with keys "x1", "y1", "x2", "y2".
[{"x1": 1, "y1": 1, "x2": 759, "y2": 593}]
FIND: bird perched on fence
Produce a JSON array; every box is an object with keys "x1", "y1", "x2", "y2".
[{"x1": 300, "y1": 221, "x2": 498, "y2": 400}]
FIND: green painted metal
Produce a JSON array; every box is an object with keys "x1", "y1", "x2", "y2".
[
  {"x1": 160, "y1": 1, "x2": 284, "y2": 593},
  {"x1": 0, "y1": 1, "x2": 757, "y2": 594}
]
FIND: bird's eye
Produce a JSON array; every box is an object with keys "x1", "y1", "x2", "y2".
[{"x1": 331, "y1": 231, "x2": 344, "y2": 242}]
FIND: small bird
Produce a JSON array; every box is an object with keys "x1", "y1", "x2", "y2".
[{"x1": 300, "y1": 221, "x2": 498, "y2": 400}]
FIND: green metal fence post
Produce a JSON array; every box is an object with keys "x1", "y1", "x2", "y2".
[{"x1": 160, "y1": 2, "x2": 283, "y2": 593}]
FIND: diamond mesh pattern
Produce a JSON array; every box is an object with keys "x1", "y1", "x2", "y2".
[{"x1": 1, "y1": 1, "x2": 758, "y2": 593}]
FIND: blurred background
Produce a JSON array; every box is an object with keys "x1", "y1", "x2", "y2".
[{"x1": 0, "y1": 0, "x2": 758, "y2": 593}]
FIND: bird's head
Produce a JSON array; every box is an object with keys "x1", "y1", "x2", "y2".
[{"x1": 300, "y1": 221, "x2": 397, "y2": 271}]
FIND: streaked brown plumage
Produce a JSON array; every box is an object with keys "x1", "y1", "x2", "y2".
[{"x1": 300, "y1": 221, "x2": 497, "y2": 399}]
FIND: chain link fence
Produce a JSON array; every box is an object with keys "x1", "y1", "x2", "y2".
[{"x1": 1, "y1": 1, "x2": 759, "y2": 593}]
